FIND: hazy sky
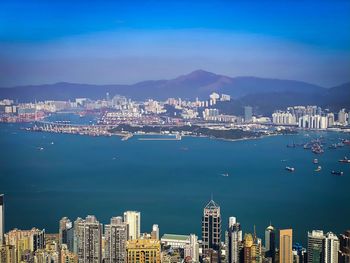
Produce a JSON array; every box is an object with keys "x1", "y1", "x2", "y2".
[{"x1": 0, "y1": 0, "x2": 349, "y2": 87}]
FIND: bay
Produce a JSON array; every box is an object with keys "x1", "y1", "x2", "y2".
[{"x1": 0, "y1": 123, "x2": 349, "y2": 246}]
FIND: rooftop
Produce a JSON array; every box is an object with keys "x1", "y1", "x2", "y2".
[
  {"x1": 204, "y1": 199, "x2": 220, "y2": 210},
  {"x1": 161, "y1": 234, "x2": 190, "y2": 241}
]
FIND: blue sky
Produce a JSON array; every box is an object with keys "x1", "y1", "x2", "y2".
[{"x1": 0, "y1": 0, "x2": 349, "y2": 86}]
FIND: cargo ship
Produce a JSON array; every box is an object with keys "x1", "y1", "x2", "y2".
[{"x1": 339, "y1": 157, "x2": 350, "y2": 163}]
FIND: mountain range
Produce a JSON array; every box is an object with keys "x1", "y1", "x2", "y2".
[{"x1": 0, "y1": 70, "x2": 349, "y2": 115}]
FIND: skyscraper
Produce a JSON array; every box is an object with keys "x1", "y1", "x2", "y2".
[
  {"x1": 74, "y1": 215, "x2": 102, "y2": 263},
  {"x1": 280, "y1": 229, "x2": 293, "y2": 263},
  {"x1": 265, "y1": 224, "x2": 275, "y2": 263},
  {"x1": 202, "y1": 199, "x2": 221, "y2": 261},
  {"x1": 123, "y1": 211, "x2": 141, "y2": 241},
  {"x1": 339, "y1": 230, "x2": 350, "y2": 263},
  {"x1": 226, "y1": 217, "x2": 242, "y2": 263},
  {"x1": 104, "y1": 216, "x2": 127, "y2": 263},
  {"x1": 323, "y1": 232, "x2": 339, "y2": 263},
  {"x1": 59, "y1": 217, "x2": 74, "y2": 252},
  {"x1": 307, "y1": 230, "x2": 325, "y2": 263},
  {"x1": 126, "y1": 239, "x2": 161, "y2": 263},
  {"x1": 0, "y1": 194, "x2": 3, "y2": 245}
]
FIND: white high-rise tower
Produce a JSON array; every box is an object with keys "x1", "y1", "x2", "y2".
[{"x1": 123, "y1": 211, "x2": 141, "y2": 240}]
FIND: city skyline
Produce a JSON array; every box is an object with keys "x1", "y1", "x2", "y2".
[{"x1": 1, "y1": 195, "x2": 349, "y2": 263}]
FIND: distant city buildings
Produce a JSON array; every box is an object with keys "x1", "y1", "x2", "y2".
[
  {"x1": 244, "y1": 106, "x2": 253, "y2": 123},
  {"x1": 272, "y1": 106, "x2": 349, "y2": 130}
]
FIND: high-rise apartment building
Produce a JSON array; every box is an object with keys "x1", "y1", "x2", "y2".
[
  {"x1": 202, "y1": 199, "x2": 221, "y2": 261},
  {"x1": 0, "y1": 244, "x2": 16, "y2": 263},
  {"x1": 323, "y1": 232, "x2": 339, "y2": 263},
  {"x1": 61, "y1": 244, "x2": 78, "y2": 263},
  {"x1": 59, "y1": 217, "x2": 74, "y2": 252},
  {"x1": 338, "y1": 109, "x2": 349, "y2": 125},
  {"x1": 123, "y1": 211, "x2": 140, "y2": 241},
  {"x1": 104, "y1": 216, "x2": 127, "y2": 263},
  {"x1": 5, "y1": 228, "x2": 45, "y2": 261},
  {"x1": 307, "y1": 230, "x2": 325, "y2": 263},
  {"x1": 126, "y1": 239, "x2": 161, "y2": 263},
  {"x1": 74, "y1": 215, "x2": 102, "y2": 263},
  {"x1": 280, "y1": 229, "x2": 293, "y2": 263},
  {"x1": 338, "y1": 230, "x2": 350, "y2": 263}
]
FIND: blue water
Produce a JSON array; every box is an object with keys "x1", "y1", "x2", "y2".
[{"x1": 1, "y1": 123, "x2": 349, "y2": 246}]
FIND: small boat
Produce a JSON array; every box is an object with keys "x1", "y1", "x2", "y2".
[
  {"x1": 313, "y1": 159, "x2": 319, "y2": 164},
  {"x1": 315, "y1": 166, "x2": 322, "y2": 172},
  {"x1": 221, "y1": 173, "x2": 229, "y2": 177},
  {"x1": 285, "y1": 166, "x2": 295, "y2": 172},
  {"x1": 339, "y1": 157, "x2": 350, "y2": 163},
  {"x1": 337, "y1": 142, "x2": 345, "y2": 148},
  {"x1": 331, "y1": 170, "x2": 344, "y2": 176},
  {"x1": 50, "y1": 142, "x2": 54, "y2": 145},
  {"x1": 37, "y1": 147, "x2": 44, "y2": 151},
  {"x1": 303, "y1": 144, "x2": 311, "y2": 149}
]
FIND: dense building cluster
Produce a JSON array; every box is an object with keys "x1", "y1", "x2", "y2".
[
  {"x1": 0, "y1": 195, "x2": 349, "y2": 263},
  {"x1": 1, "y1": 95, "x2": 349, "y2": 137},
  {"x1": 272, "y1": 106, "x2": 349, "y2": 129}
]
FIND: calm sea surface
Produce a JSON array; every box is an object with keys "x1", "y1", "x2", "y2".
[{"x1": 1, "y1": 121, "x2": 349, "y2": 246}]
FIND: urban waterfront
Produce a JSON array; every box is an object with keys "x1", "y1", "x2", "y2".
[{"x1": 1, "y1": 123, "x2": 349, "y2": 245}]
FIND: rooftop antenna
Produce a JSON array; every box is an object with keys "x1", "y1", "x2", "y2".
[{"x1": 253, "y1": 225, "x2": 257, "y2": 241}]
